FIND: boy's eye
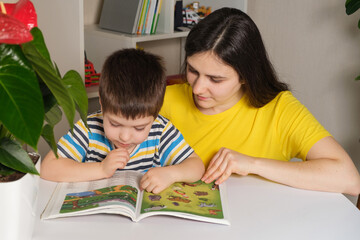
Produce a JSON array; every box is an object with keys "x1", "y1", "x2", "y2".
[
  {"x1": 135, "y1": 127, "x2": 145, "y2": 131},
  {"x1": 110, "y1": 122, "x2": 119, "y2": 127}
]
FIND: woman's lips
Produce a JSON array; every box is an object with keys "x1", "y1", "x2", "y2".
[{"x1": 196, "y1": 95, "x2": 209, "y2": 101}]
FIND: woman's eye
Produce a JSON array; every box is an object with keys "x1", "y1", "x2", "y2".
[
  {"x1": 187, "y1": 67, "x2": 198, "y2": 74},
  {"x1": 210, "y1": 78, "x2": 222, "y2": 83}
]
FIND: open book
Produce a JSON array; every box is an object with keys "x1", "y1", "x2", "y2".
[{"x1": 41, "y1": 171, "x2": 230, "y2": 225}]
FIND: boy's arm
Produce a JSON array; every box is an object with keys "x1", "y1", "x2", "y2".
[
  {"x1": 140, "y1": 152, "x2": 205, "y2": 194},
  {"x1": 40, "y1": 148, "x2": 130, "y2": 182},
  {"x1": 41, "y1": 151, "x2": 104, "y2": 182}
]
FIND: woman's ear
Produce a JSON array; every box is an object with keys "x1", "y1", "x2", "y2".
[{"x1": 238, "y1": 74, "x2": 246, "y2": 85}]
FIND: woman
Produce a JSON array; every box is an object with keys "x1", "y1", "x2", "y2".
[{"x1": 160, "y1": 8, "x2": 360, "y2": 195}]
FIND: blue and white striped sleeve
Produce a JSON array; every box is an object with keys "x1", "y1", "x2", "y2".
[
  {"x1": 57, "y1": 119, "x2": 89, "y2": 162},
  {"x1": 158, "y1": 117, "x2": 194, "y2": 167}
]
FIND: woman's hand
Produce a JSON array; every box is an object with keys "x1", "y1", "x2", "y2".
[
  {"x1": 140, "y1": 167, "x2": 176, "y2": 194},
  {"x1": 101, "y1": 148, "x2": 130, "y2": 178},
  {"x1": 201, "y1": 147, "x2": 254, "y2": 185}
]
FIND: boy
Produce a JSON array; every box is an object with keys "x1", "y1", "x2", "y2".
[{"x1": 40, "y1": 48, "x2": 205, "y2": 194}]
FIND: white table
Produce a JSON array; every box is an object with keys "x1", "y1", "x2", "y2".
[{"x1": 32, "y1": 175, "x2": 360, "y2": 240}]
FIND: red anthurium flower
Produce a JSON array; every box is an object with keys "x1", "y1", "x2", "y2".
[
  {"x1": 4, "y1": 0, "x2": 37, "y2": 30},
  {"x1": 0, "y1": 0, "x2": 37, "y2": 44},
  {"x1": 0, "y1": 13, "x2": 33, "y2": 44}
]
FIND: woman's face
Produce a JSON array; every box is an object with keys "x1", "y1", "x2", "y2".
[{"x1": 186, "y1": 51, "x2": 244, "y2": 115}]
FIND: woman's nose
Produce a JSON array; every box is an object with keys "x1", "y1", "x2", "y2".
[{"x1": 192, "y1": 76, "x2": 206, "y2": 95}]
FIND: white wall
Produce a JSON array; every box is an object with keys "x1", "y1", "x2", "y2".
[{"x1": 248, "y1": 0, "x2": 360, "y2": 202}]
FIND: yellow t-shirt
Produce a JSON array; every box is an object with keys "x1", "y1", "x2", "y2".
[{"x1": 160, "y1": 83, "x2": 331, "y2": 166}]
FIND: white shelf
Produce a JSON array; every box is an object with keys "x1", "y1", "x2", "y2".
[{"x1": 84, "y1": 24, "x2": 189, "y2": 43}]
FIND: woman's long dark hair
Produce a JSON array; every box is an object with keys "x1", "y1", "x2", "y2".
[{"x1": 185, "y1": 8, "x2": 288, "y2": 108}]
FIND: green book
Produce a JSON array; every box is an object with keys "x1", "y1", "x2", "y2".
[
  {"x1": 137, "y1": 0, "x2": 148, "y2": 34},
  {"x1": 152, "y1": 0, "x2": 163, "y2": 34}
]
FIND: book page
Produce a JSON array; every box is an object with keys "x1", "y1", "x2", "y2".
[
  {"x1": 41, "y1": 171, "x2": 143, "y2": 220},
  {"x1": 136, "y1": 181, "x2": 230, "y2": 225}
]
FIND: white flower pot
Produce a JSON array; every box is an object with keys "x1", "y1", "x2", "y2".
[{"x1": 0, "y1": 154, "x2": 40, "y2": 240}]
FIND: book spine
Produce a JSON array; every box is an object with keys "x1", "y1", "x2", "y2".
[
  {"x1": 153, "y1": 0, "x2": 163, "y2": 34},
  {"x1": 146, "y1": 0, "x2": 158, "y2": 34},
  {"x1": 142, "y1": 0, "x2": 151, "y2": 34},
  {"x1": 150, "y1": 0, "x2": 159, "y2": 34},
  {"x1": 137, "y1": 0, "x2": 148, "y2": 35},
  {"x1": 133, "y1": 0, "x2": 144, "y2": 34}
]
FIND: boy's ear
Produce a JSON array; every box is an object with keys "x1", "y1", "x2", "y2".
[{"x1": 99, "y1": 98, "x2": 103, "y2": 112}]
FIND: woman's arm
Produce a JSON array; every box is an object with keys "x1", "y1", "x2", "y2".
[
  {"x1": 202, "y1": 136, "x2": 360, "y2": 195},
  {"x1": 140, "y1": 152, "x2": 205, "y2": 194}
]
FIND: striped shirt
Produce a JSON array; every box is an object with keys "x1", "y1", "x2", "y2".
[{"x1": 57, "y1": 112, "x2": 194, "y2": 172}]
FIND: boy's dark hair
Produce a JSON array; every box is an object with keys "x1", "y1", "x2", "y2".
[
  {"x1": 184, "y1": 8, "x2": 289, "y2": 108},
  {"x1": 99, "y1": 48, "x2": 166, "y2": 119}
]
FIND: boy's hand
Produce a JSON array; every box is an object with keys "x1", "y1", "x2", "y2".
[
  {"x1": 101, "y1": 148, "x2": 130, "y2": 178},
  {"x1": 140, "y1": 167, "x2": 176, "y2": 194}
]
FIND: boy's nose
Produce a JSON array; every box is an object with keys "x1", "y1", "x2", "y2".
[{"x1": 119, "y1": 130, "x2": 131, "y2": 143}]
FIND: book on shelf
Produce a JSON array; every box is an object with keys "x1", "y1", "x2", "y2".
[
  {"x1": 137, "y1": 0, "x2": 149, "y2": 34},
  {"x1": 140, "y1": 0, "x2": 162, "y2": 34},
  {"x1": 99, "y1": 0, "x2": 144, "y2": 34},
  {"x1": 144, "y1": 0, "x2": 157, "y2": 34},
  {"x1": 140, "y1": 0, "x2": 151, "y2": 34},
  {"x1": 151, "y1": 0, "x2": 163, "y2": 34},
  {"x1": 41, "y1": 171, "x2": 230, "y2": 225},
  {"x1": 138, "y1": 0, "x2": 151, "y2": 34}
]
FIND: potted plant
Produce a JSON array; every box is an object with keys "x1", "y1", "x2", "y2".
[{"x1": 0, "y1": 0, "x2": 88, "y2": 239}]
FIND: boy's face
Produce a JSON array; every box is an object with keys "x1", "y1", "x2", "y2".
[{"x1": 102, "y1": 112, "x2": 155, "y2": 153}]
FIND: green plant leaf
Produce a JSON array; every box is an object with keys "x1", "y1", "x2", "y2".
[
  {"x1": 0, "y1": 124, "x2": 11, "y2": 140},
  {"x1": 44, "y1": 104, "x2": 62, "y2": 126},
  {"x1": 29, "y1": 27, "x2": 51, "y2": 62},
  {"x1": 0, "y1": 163, "x2": 15, "y2": 177},
  {"x1": 54, "y1": 61, "x2": 61, "y2": 77},
  {"x1": 345, "y1": 0, "x2": 360, "y2": 15},
  {"x1": 0, "y1": 44, "x2": 44, "y2": 149},
  {"x1": 41, "y1": 124, "x2": 58, "y2": 158},
  {"x1": 42, "y1": 87, "x2": 57, "y2": 113},
  {"x1": 355, "y1": 75, "x2": 360, "y2": 80},
  {"x1": 21, "y1": 40, "x2": 76, "y2": 131},
  {"x1": 0, "y1": 43, "x2": 32, "y2": 70},
  {"x1": 0, "y1": 138, "x2": 39, "y2": 175},
  {"x1": 42, "y1": 105, "x2": 62, "y2": 158},
  {"x1": 62, "y1": 70, "x2": 89, "y2": 125}
]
